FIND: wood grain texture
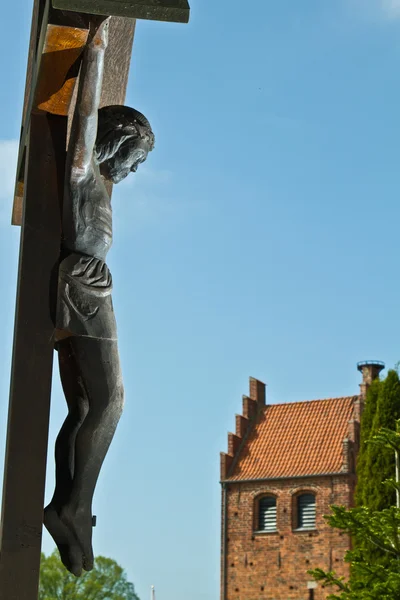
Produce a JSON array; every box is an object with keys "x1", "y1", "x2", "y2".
[
  {"x1": 101, "y1": 17, "x2": 136, "y2": 107},
  {"x1": 11, "y1": 182, "x2": 24, "y2": 226},
  {"x1": 52, "y1": 0, "x2": 190, "y2": 23}
]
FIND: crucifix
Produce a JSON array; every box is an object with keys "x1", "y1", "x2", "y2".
[{"x1": 0, "y1": 1, "x2": 189, "y2": 598}]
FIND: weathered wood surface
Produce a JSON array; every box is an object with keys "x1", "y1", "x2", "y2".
[
  {"x1": 0, "y1": 113, "x2": 67, "y2": 600},
  {"x1": 53, "y1": 0, "x2": 190, "y2": 23},
  {"x1": 101, "y1": 17, "x2": 136, "y2": 106}
]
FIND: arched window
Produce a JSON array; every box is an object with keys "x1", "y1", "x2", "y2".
[
  {"x1": 257, "y1": 496, "x2": 277, "y2": 532},
  {"x1": 296, "y1": 493, "x2": 316, "y2": 529}
]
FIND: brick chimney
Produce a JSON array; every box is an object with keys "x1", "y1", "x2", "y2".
[{"x1": 357, "y1": 361, "x2": 385, "y2": 399}]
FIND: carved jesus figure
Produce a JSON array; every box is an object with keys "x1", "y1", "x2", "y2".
[{"x1": 44, "y1": 16, "x2": 154, "y2": 577}]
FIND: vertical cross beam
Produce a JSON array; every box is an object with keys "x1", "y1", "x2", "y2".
[{"x1": 0, "y1": 113, "x2": 66, "y2": 600}]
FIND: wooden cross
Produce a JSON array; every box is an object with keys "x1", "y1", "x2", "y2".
[{"x1": 0, "y1": 1, "x2": 189, "y2": 599}]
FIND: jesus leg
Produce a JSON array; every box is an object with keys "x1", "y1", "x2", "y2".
[
  {"x1": 44, "y1": 339, "x2": 90, "y2": 576},
  {"x1": 56, "y1": 335, "x2": 124, "y2": 572}
]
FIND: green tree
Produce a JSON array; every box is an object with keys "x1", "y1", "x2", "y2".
[
  {"x1": 308, "y1": 423, "x2": 400, "y2": 599},
  {"x1": 39, "y1": 551, "x2": 140, "y2": 600},
  {"x1": 354, "y1": 371, "x2": 400, "y2": 566},
  {"x1": 364, "y1": 370, "x2": 400, "y2": 511},
  {"x1": 355, "y1": 377, "x2": 380, "y2": 507}
]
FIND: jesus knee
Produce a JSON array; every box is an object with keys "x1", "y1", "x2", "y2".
[
  {"x1": 101, "y1": 381, "x2": 124, "y2": 420},
  {"x1": 65, "y1": 396, "x2": 89, "y2": 427},
  {"x1": 76, "y1": 395, "x2": 90, "y2": 422},
  {"x1": 113, "y1": 382, "x2": 125, "y2": 417}
]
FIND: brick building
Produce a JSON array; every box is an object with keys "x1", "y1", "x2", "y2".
[{"x1": 220, "y1": 361, "x2": 385, "y2": 600}]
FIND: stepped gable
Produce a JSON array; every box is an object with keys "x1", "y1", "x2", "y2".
[
  {"x1": 221, "y1": 380, "x2": 358, "y2": 481},
  {"x1": 220, "y1": 377, "x2": 267, "y2": 480}
]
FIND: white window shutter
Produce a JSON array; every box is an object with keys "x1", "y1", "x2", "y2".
[
  {"x1": 258, "y1": 497, "x2": 277, "y2": 532},
  {"x1": 298, "y1": 494, "x2": 316, "y2": 529}
]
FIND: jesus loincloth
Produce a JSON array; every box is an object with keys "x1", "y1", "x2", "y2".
[{"x1": 55, "y1": 252, "x2": 117, "y2": 341}]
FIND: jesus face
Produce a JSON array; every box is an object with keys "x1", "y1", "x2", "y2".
[{"x1": 101, "y1": 139, "x2": 149, "y2": 184}]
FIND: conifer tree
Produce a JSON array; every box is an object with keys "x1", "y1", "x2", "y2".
[
  {"x1": 355, "y1": 377, "x2": 380, "y2": 507},
  {"x1": 360, "y1": 369, "x2": 400, "y2": 511}
]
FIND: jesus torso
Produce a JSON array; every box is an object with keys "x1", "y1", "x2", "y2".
[{"x1": 63, "y1": 162, "x2": 112, "y2": 261}]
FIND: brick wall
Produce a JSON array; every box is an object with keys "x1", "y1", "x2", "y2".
[{"x1": 222, "y1": 475, "x2": 353, "y2": 600}]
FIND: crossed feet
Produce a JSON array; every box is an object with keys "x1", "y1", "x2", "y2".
[{"x1": 44, "y1": 502, "x2": 94, "y2": 576}]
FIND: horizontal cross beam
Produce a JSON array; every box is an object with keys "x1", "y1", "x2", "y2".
[{"x1": 53, "y1": 0, "x2": 190, "y2": 22}]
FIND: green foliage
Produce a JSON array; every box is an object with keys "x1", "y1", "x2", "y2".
[
  {"x1": 39, "y1": 551, "x2": 139, "y2": 600},
  {"x1": 308, "y1": 423, "x2": 400, "y2": 599},
  {"x1": 355, "y1": 371, "x2": 400, "y2": 510},
  {"x1": 365, "y1": 370, "x2": 400, "y2": 511},
  {"x1": 309, "y1": 507, "x2": 400, "y2": 599},
  {"x1": 355, "y1": 378, "x2": 380, "y2": 507},
  {"x1": 354, "y1": 370, "x2": 400, "y2": 566}
]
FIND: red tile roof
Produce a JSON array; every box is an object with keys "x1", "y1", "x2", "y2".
[{"x1": 225, "y1": 396, "x2": 356, "y2": 481}]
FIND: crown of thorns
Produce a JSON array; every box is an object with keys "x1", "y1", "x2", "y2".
[{"x1": 98, "y1": 105, "x2": 155, "y2": 150}]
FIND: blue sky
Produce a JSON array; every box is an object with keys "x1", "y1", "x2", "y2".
[{"x1": 1, "y1": 0, "x2": 400, "y2": 598}]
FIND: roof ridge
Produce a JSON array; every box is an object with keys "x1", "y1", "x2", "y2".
[{"x1": 266, "y1": 395, "x2": 359, "y2": 407}]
